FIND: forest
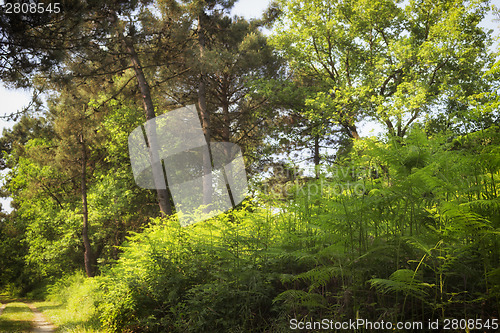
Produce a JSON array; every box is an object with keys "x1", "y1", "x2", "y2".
[{"x1": 0, "y1": 0, "x2": 499, "y2": 332}]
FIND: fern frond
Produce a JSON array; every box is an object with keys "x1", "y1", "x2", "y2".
[
  {"x1": 273, "y1": 289, "x2": 327, "y2": 310},
  {"x1": 293, "y1": 266, "x2": 342, "y2": 291},
  {"x1": 463, "y1": 199, "x2": 500, "y2": 212},
  {"x1": 369, "y1": 269, "x2": 433, "y2": 299}
]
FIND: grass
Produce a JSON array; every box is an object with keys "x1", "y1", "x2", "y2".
[
  {"x1": 30, "y1": 272, "x2": 107, "y2": 332},
  {"x1": 32, "y1": 301, "x2": 104, "y2": 333},
  {"x1": 0, "y1": 292, "x2": 101, "y2": 333},
  {"x1": 0, "y1": 301, "x2": 34, "y2": 333}
]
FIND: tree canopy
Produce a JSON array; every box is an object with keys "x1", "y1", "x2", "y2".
[{"x1": 271, "y1": 0, "x2": 494, "y2": 138}]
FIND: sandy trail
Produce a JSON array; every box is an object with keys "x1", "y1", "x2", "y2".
[
  {"x1": 0, "y1": 302, "x2": 7, "y2": 316},
  {"x1": 25, "y1": 303, "x2": 56, "y2": 333}
]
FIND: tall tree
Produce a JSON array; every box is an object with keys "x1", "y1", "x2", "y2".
[
  {"x1": 189, "y1": 0, "x2": 235, "y2": 208},
  {"x1": 204, "y1": 17, "x2": 281, "y2": 169},
  {"x1": 121, "y1": 28, "x2": 174, "y2": 216},
  {"x1": 0, "y1": 0, "x2": 191, "y2": 216},
  {"x1": 3, "y1": 86, "x2": 106, "y2": 278},
  {"x1": 48, "y1": 85, "x2": 106, "y2": 277},
  {"x1": 158, "y1": 0, "x2": 236, "y2": 208},
  {"x1": 272, "y1": 0, "x2": 494, "y2": 139}
]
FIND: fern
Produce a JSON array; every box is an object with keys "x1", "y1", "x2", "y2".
[
  {"x1": 273, "y1": 289, "x2": 327, "y2": 311},
  {"x1": 291, "y1": 266, "x2": 343, "y2": 291},
  {"x1": 369, "y1": 269, "x2": 434, "y2": 299}
]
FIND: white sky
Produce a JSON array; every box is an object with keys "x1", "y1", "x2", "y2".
[
  {"x1": 232, "y1": 0, "x2": 271, "y2": 19},
  {"x1": 0, "y1": 0, "x2": 498, "y2": 210}
]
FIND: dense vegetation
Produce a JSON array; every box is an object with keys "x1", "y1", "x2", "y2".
[{"x1": 0, "y1": 0, "x2": 499, "y2": 332}]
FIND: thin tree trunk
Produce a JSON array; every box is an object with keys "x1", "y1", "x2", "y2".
[
  {"x1": 124, "y1": 37, "x2": 173, "y2": 216},
  {"x1": 349, "y1": 124, "x2": 360, "y2": 140},
  {"x1": 80, "y1": 134, "x2": 94, "y2": 278},
  {"x1": 341, "y1": 122, "x2": 360, "y2": 140},
  {"x1": 221, "y1": 91, "x2": 236, "y2": 207},
  {"x1": 222, "y1": 95, "x2": 230, "y2": 143},
  {"x1": 313, "y1": 135, "x2": 320, "y2": 179},
  {"x1": 198, "y1": 12, "x2": 212, "y2": 210}
]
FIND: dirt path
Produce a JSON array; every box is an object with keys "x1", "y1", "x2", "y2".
[
  {"x1": 0, "y1": 302, "x2": 7, "y2": 316},
  {"x1": 25, "y1": 303, "x2": 56, "y2": 333},
  {"x1": 0, "y1": 300, "x2": 55, "y2": 333}
]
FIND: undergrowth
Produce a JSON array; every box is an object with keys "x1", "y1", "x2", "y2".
[
  {"x1": 42, "y1": 127, "x2": 500, "y2": 332},
  {"x1": 34, "y1": 274, "x2": 103, "y2": 332}
]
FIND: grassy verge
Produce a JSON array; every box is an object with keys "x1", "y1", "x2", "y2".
[
  {"x1": 28, "y1": 273, "x2": 105, "y2": 333},
  {"x1": 32, "y1": 300, "x2": 103, "y2": 333},
  {"x1": 0, "y1": 301, "x2": 34, "y2": 333}
]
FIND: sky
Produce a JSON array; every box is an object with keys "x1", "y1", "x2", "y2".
[
  {"x1": 0, "y1": 0, "x2": 498, "y2": 210},
  {"x1": 232, "y1": 0, "x2": 271, "y2": 19}
]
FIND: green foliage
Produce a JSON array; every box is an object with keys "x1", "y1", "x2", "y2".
[
  {"x1": 96, "y1": 208, "x2": 281, "y2": 332},
  {"x1": 84, "y1": 124, "x2": 499, "y2": 330},
  {"x1": 0, "y1": 218, "x2": 27, "y2": 294},
  {"x1": 32, "y1": 273, "x2": 103, "y2": 332},
  {"x1": 271, "y1": 0, "x2": 495, "y2": 138},
  {"x1": 0, "y1": 0, "x2": 498, "y2": 331},
  {"x1": 5, "y1": 104, "x2": 499, "y2": 332},
  {"x1": 369, "y1": 269, "x2": 433, "y2": 299}
]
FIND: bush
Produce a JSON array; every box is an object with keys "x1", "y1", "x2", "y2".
[
  {"x1": 49, "y1": 127, "x2": 500, "y2": 332},
  {"x1": 45, "y1": 272, "x2": 102, "y2": 329}
]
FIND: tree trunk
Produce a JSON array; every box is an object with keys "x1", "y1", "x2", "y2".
[
  {"x1": 124, "y1": 37, "x2": 173, "y2": 216},
  {"x1": 80, "y1": 134, "x2": 94, "y2": 278},
  {"x1": 385, "y1": 119, "x2": 396, "y2": 137},
  {"x1": 342, "y1": 122, "x2": 360, "y2": 140},
  {"x1": 349, "y1": 124, "x2": 360, "y2": 140},
  {"x1": 221, "y1": 90, "x2": 236, "y2": 207},
  {"x1": 313, "y1": 135, "x2": 320, "y2": 179},
  {"x1": 198, "y1": 12, "x2": 212, "y2": 210},
  {"x1": 222, "y1": 94, "x2": 230, "y2": 143}
]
